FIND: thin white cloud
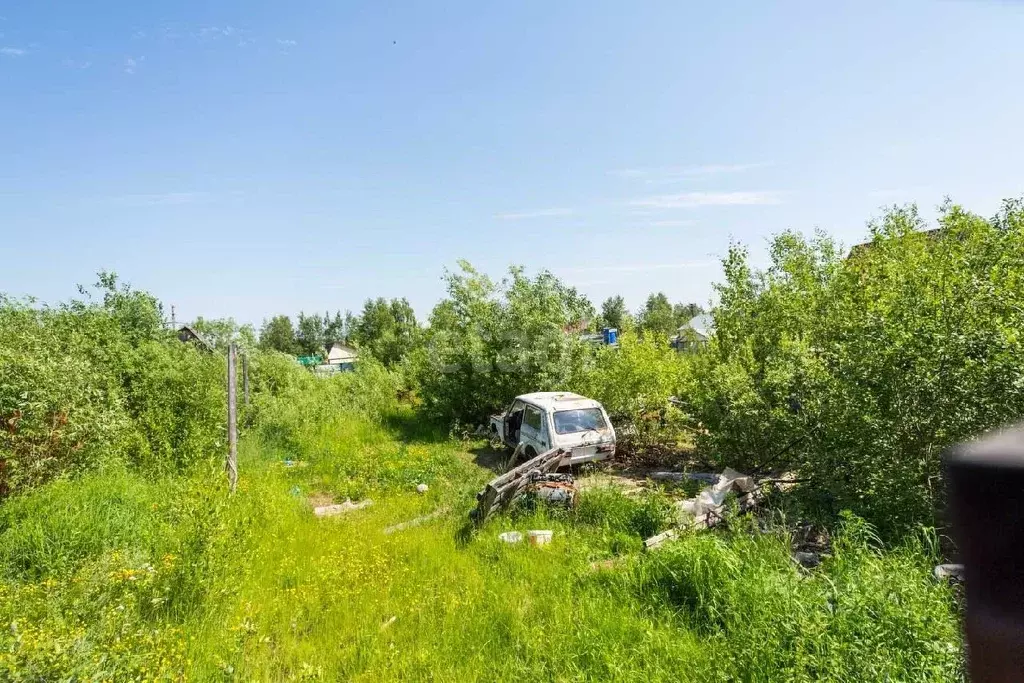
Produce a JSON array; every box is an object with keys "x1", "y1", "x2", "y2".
[
  {"x1": 198, "y1": 25, "x2": 236, "y2": 39},
  {"x1": 562, "y1": 261, "x2": 716, "y2": 274},
  {"x1": 62, "y1": 58, "x2": 91, "y2": 69},
  {"x1": 195, "y1": 25, "x2": 253, "y2": 46},
  {"x1": 611, "y1": 163, "x2": 771, "y2": 182},
  {"x1": 681, "y1": 163, "x2": 770, "y2": 176},
  {"x1": 1, "y1": 46, "x2": 26, "y2": 57},
  {"x1": 494, "y1": 208, "x2": 575, "y2": 220},
  {"x1": 123, "y1": 57, "x2": 138, "y2": 74},
  {"x1": 630, "y1": 191, "x2": 784, "y2": 209},
  {"x1": 277, "y1": 38, "x2": 297, "y2": 47}
]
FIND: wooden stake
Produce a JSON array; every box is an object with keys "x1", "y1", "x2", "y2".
[{"x1": 227, "y1": 343, "x2": 238, "y2": 493}]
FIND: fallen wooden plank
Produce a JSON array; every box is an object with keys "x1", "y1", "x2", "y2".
[
  {"x1": 313, "y1": 499, "x2": 373, "y2": 518},
  {"x1": 382, "y1": 507, "x2": 449, "y2": 535},
  {"x1": 471, "y1": 448, "x2": 566, "y2": 523},
  {"x1": 643, "y1": 528, "x2": 679, "y2": 550}
]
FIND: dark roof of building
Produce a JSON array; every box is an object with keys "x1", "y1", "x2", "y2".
[{"x1": 177, "y1": 325, "x2": 214, "y2": 352}]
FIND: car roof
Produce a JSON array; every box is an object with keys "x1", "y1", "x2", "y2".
[{"x1": 516, "y1": 392, "x2": 602, "y2": 411}]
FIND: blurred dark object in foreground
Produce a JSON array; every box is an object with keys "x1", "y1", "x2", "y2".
[{"x1": 946, "y1": 425, "x2": 1024, "y2": 682}]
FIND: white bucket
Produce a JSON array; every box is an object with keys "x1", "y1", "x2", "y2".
[
  {"x1": 527, "y1": 530, "x2": 553, "y2": 546},
  {"x1": 498, "y1": 531, "x2": 523, "y2": 544}
]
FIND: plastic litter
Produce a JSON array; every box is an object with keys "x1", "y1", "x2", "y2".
[
  {"x1": 527, "y1": 530, "x2": 553, "y2": 546},
  {"x1": 934, "y1": 563, "x2": 964, "y2": 582}
]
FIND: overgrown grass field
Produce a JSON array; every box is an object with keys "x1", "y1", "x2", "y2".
[{"x1": 0, "y1": 407, "x2": 962, "y2": 681}]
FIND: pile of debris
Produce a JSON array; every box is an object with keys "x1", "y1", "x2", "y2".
[
  {"x1": 471, "y1": 448, "x2": 577, "y2": 524},
  {"x1": 645, "y1": 468, "x2": 762, "y2": 549},
  {"x1": 790, "y1": 522, "x2": 831, "y2": 568}
]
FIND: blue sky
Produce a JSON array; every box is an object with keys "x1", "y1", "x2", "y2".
[{"x1": 3, "y1": 1, "x2": 1024, "y2": 325}]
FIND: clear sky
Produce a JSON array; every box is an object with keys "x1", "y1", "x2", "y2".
[{"x1": 3, "y1": 1, "x2": 1024, "y2": 325}]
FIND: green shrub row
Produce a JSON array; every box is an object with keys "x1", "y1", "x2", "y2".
[{"x1": 685, "y1": 199, "x2": 1024, "y2": 536}]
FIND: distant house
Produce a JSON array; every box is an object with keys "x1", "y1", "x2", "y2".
[
  {"x1": 177, "y1": 325, "x2": 213, "y2": 352},
  {"x1": 672, "y1": 314, "x2": 714, "y2": 352},
  {"x1": 324, "y1": 342, "x2": 358, "y2": 371}
]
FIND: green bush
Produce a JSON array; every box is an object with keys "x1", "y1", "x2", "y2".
[
  {"x1": 686, "y1": 199, "x2": 1024, "y2": 535},
  {"x1": 251, "y1": 358, "x2": 400, "y2": 453},
  {"x1": 573, "y1": 332, "x2": 691, "y2": 450},
  {"x1": 410, "y1": 261, "x2": 594, "y2": 423},
  {"x1": 0, "y1": 301, "x2": 132, "y2": 494},
  {"x1": 632, "y1": 513, "x2": 961, "y2": 680},
  {"x1": 121, "y1": 340, "x2": 226, "y2": 472},
  {"x1": 1, "y1": 274, "x2": 234, "y2": 494}
]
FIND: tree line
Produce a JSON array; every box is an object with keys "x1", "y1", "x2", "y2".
[
  {"x1": 253, "y1": 289, "x2": 704, "y2": 367},
  {"x1": 6, "y1": 198, "x2": 1024, "y2": 540}
]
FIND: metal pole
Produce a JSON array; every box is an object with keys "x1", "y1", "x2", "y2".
[
  {"x1": 242, "y1": 352, "x2": 250, "y2": 406},
  {"x1": 227, "y1": 343, "x2": 238, "y2": 493}
]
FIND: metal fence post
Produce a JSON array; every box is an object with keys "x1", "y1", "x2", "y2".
[{"x1": 227, "y1": 343, "x2": 238, "y2": 493}]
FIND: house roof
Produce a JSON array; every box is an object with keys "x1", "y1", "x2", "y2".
[
  {"x1": 324, "y1": 342, "x2": 358, "y2": 362},
  {"x1": 325, "y1": 341, "x2": 357, "y2": 353},
  {"x1": 677, "y1": 313, "x2": 714, "y2": 339},
  {"x1": 177, "y1": 325, "x2": 213, "y2": 352}
]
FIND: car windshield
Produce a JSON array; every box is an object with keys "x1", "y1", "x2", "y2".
[{"x1": 553, "y1": 408, "x2": 607, "y2": 435}]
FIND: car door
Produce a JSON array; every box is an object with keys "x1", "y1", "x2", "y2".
[
  {"x1": 518, "y1": 403, "x2": 548, "y2": 455},
  {"x1": 504, "y1": 400, "x2": 525, "y2": 447}
]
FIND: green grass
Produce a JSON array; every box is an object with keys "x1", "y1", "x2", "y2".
[{"x1": 0, "y1": 407, "x2": 963, "y2": 681}]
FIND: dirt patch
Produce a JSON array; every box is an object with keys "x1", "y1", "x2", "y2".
[
  {"x1": 465, "y1": 443, "x2": 509, "y2": 474},
  {"x1": 307, "y1": 492, "x2": 335, "y2": 508},
  {"x1": 575, "y1": 466, "x2": 710, "y2": 498}
]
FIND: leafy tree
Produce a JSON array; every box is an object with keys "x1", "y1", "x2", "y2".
[
  {"x1": 672, "y1": 302, "x2": 704, "y2": 328},
  {"x1": 324, "y1": 310, "x2": 347, "y2": 345},
  {"x1": 572, "y1": 330, "x2": 690, "y2": 448},
  {"x1": 599, "y1": 295, "x2": 632, "y2": 331},
  {"x1": 296, "y1": 312, "x2": 326, "y2": 356},
  {"x1": 343, "y1": 311, "x2": 358, "y2": 341},
  {"x1": 0, "y1": 273, "x2": 227, "y2": 495},
  {"x1": 77, "y1": 271, "x2": 165, "y2": 346},
  {"x1": 637, "y1": 292, "x2": 676, "y2": 338},
  {"x1": 412, "y1": 261, "x2": 595, "y2": 421},
  {"x1": 685, "y1": 199, "x2": 1024, "y2": 537},
  {"x1": 259, "y1": 315, "x2": 299, "y2": 355},
  {"x1": 191, "y1": 317, "x2": 256, "y2": 352},
  {"x1": 351, "y1": 298, "x2": 419, "y2": 368}
]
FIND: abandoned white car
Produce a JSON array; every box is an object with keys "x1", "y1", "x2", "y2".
[{"x1": 489, "y1": 392, "x2": 616, "y2": 466}]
